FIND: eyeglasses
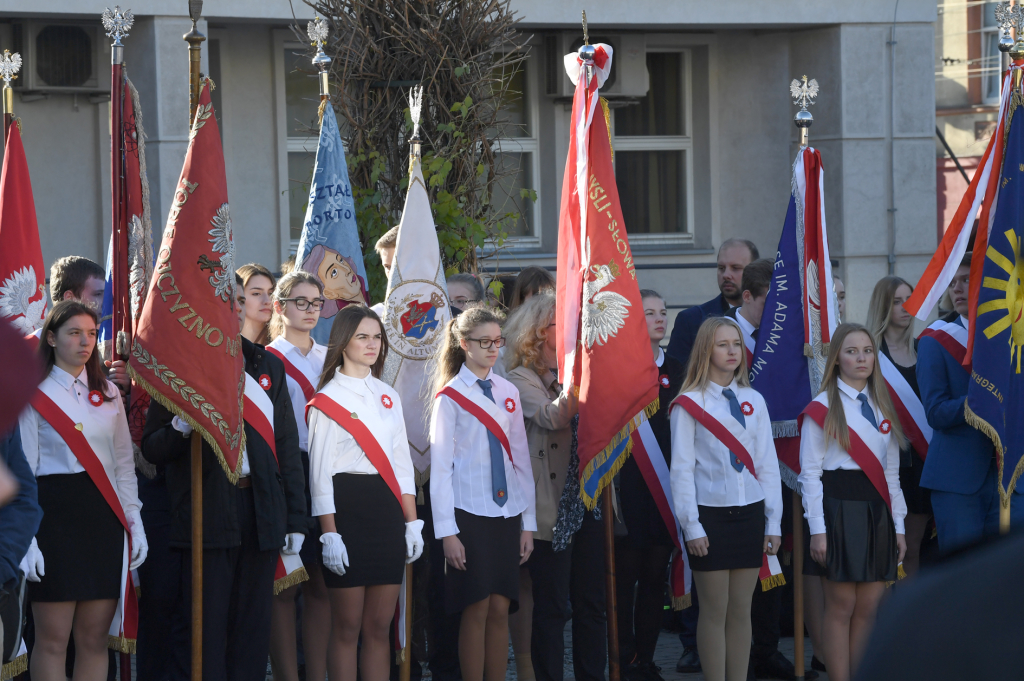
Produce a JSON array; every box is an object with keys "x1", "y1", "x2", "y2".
[
  {"x1": 281, "y1": 297, "x2": 326, "y2": 311},
  {"x1": 466, "y1": 336, "x2": 506, "y2": 349}
]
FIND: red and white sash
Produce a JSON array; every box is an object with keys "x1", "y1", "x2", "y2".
[
  {"x1": 670, "y1": 394, "x2": 784, "y2": 591},
  {"x1": 800, "y1": 397, "x2": 893, "y2": 512},
  {"x1": 31, "y1": 385, "x2": 138, "y2": 652},
  {"x1": 878, "y1": 353, "x2": 932, "y2": 460},
  {"x1": 919, "y1": 318, "x2": 969, "y2": 369},
  {"x1": 266, "y1": 346, "x2": 316, "y2": 404},
  {"x1": 243, "y1": 372, "x2": 307, "y2": 593},
  {"x1": 435, "y1": 385, "x2": 513, "y2": 461}
]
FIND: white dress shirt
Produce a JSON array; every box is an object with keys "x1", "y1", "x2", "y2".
[
  {"x1": 266, "y1": 335, "x2": 327, "y2": 451},
  {"x1": 19, "y1": 365, "x2": 141, "y2": 516},
  {"x1": 669, "y1": 380, "x2": 783, "y2": 541},
  {"x1": 306, "y1": 367, "x2": 415, "y2": 516},
  {"x1": 429, "y1": 363, "x2": 537, "y2": 538},
  {"x1": 798, "y1": 379, "x2": 907, "y2": 535}
]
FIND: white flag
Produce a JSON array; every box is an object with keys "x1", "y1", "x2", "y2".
[{"x1": 381, "y1": 151, "x2": 451, "y2": 475}]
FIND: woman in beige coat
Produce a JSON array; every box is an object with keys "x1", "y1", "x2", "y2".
[{"x1": 504, "y1": 293, "x2": 578, "y2": 681}]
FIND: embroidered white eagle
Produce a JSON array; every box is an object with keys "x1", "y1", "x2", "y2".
[
  {"x1": 0, "y1": 266, "x2": 45, "y2": 333},
  {"x1": 581, "y1": 237, "x2": 630, "y2": 348}
]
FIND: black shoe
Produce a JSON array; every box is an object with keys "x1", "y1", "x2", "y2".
[
  {"x1": 640, "y1": 662, "x2": 666, "y2": 681},
  {"x1": 675, "y1": 645, "x2": 701, "y2": 673},
  {"x1": 753, "y1": 650, "x2": 820, "y2": 681},
  {"x1": 811, "y1": 655, "x2": 827, "y2": 673}
]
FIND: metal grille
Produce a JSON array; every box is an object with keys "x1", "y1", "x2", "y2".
[{"x1": 35, "y1": 25, "x2": 92, "y2": 87}]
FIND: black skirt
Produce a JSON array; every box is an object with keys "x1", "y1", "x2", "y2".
[
  {"x1": 803, "y1": 470, "x2": 897, "y2": 582},
  {"x1": 322, "y1": 473, "x2": 406, "y2": 589},
  {"x1": 31, "y1": 472, "x2": 124, "y2": 602},
  {"x1": 688, "y1": 500, "x2": 765, "y2": 572},
  {"x1": 899, "y1": 453, "x2": 932, "y2": 516},
  {"x1": 445, "y1": 509, "x2": 521, "y2": 614}
]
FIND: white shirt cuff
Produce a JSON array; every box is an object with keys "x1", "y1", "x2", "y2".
[
  {"x1": 893, "y1": 517, "x2": 905, "y2": 534},
  {"x1": 765, "y1": 521, "x2": 782, "y2": 537},
  {"x1": 807, "y1": 517, "x2": 827, "y2": 536},
  {"x1": 433, "y1": 519, "x2": 460, "y2": 539},
  {"x1": 684, "y1": 522, "x2": 707, "y2": 541},
  {"x1": 311, "y1": 496, "x2": 335, "y2": 517},
  {"x1": 520, "y1": 514, "x2": 538, "y2": 533}
]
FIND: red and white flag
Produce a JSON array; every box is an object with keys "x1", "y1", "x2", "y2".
[{"x1": 0, "y1": 122, "x2": 46, "y2": 335}]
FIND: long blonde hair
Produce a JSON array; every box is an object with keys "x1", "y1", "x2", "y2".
[
  {"x1": 679, "y1": 317, "x2": 750, "y2": 395},
  {"x1": 269, "y1": 269, "x2": 323, "y2": 340},
  {"x1": 503, "y1": 292, "x2": 555, "y2": 375},
  {"x1": 865, "y1": 276, "x2": 916, "y2": 362},
  {"x1": 429, "y1": 307, "x2": 506, "y2": 397},
  {"x1": 819, "y1": 323, "x2": 906, "y2": 452}
]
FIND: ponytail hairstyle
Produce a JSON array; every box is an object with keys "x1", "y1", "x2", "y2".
[
  {"x1": 236, "y1": 263, "x2": 277, "y2": 345},
  {"x1": 678, "y1": 316, "x2": 749, "y2": 395},
  {"x1": 819, "y1": 322, "x2": 906, "y2": 452},
  {"x1": 317, "y1": 305, "x2": 389, "y2": 389},
  {"x1": 269, "y1": 269, "x2": 324, "y2": 340},
  {"x1": 429, "y1": 306, "x2": 506, "y2": 397},
  {"x1": 38, "y1": 300, "x2": 114, "y2": 402}
]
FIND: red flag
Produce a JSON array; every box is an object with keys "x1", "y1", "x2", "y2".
[
  {"x1": 0, "y1": 123, "x2": 46, "y2": 335},
  {"x1": 555, "y1": 45, "x2": 659, "y2": 507},
  {"x1": 129, "y1": 78, "x2": 246, "y2": 478}
]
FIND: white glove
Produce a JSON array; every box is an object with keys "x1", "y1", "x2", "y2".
[
  {"x1": 171, "y1": 416, "x2": 193, "y2": 437},
  {"x1": 283, "y1": 532, "x2": 305, "y2": 556},
  {"x1": 320, "y1": 532, "x2": 349, "y2": 576},
  {"x1": 128, "y1": 510, "x2": 149, "y2": 570},
  {"x1": 405, "y1": 519, "x2": 425, "y2": 564},
  {"x1": 20, "y1": 537, "x2": 44, "y2": 582}
]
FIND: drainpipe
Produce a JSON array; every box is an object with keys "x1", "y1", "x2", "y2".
[{"x1": 887, "y1": 0, "x2": 901, "y2": 276}]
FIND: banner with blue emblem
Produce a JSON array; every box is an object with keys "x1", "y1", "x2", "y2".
[
  {"x1": 295, "y1": 104, "x2": 369, "y2": 345},
  {"x1": 966, "y1": 90, "x2": 1024, "y2": 523}
]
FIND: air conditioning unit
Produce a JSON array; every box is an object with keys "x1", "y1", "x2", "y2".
[
  {"x1": 544, "y1": 32, "x2": 649, "y2": 99},
  {"x1": 12, "y1": 21, "x2": 109, "y2": 93}
]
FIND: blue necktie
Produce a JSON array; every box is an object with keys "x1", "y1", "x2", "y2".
[
  {"x1": 857, "y1": 393, "x2": 878, "y2": 429},
  {"x1": 721, "y1": 388, "x2": 746, "y2": 473},
  {"x1": 477, "y1": 379, "x2": 508, "y2": 507}
]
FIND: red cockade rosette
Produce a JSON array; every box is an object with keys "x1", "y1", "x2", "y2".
[{"x1": 129, "y1": 77, "x2": 246, "y2": 480}]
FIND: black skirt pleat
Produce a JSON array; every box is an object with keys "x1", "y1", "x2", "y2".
[
  {"x1": 322, "y1": 473, "x2": 406, "y2": 589},
  {"x1": 444, "y1": 509, "x2": 521, "y2": 614},
  {"x1": 803, "y1": 469, "x2": 897, "y2": 582},
  {"x1": 31, "y1": 472, "x2": 123, "y2": 602},
  {"x1": 687, "y1": 500, "x2": 765, "y2": 572}
]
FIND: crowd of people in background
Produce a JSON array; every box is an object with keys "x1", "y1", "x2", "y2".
[{"x1": 0, "y1": 231, "x2": 987, "y2": 681}]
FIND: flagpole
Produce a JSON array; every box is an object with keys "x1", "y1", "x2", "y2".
[
  {"x1": 0, "y1": 50, "x2": 20, "y2": 141},
  {"x1": 184, "y1": 2, "x2": 206, "y2": 679},
  {"x1": 602, "y1": 491, "x2": 621, "y2": 681}
]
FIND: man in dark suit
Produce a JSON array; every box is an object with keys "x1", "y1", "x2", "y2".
[
  {"x1": 666, "y1": 238, "x2": 759, "y2": 368},
  {"x1": 919, "y1": 258, "x2": 1024, "y2": 551}
]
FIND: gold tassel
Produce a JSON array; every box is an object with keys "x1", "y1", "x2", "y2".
[
  {"x1": 108, "y1": 635, "x2": 137, "y2": 654},
  {"x1": 760, "y1": 572, "x2": 787, "y2": 592},
  {"x1": 897, "y1": 563, "x2": 907, "y2": 580},
  {"x1": 273, "y1": 567, "x2": 310, "y2": 595},
  {"x1": 1, "y1": 653, "x2": 28, "y2": 681},
  {"x1": 671, "y1": 592, "x2": 692, "y2": 610},
  {"x1": 318, "y1": 98, "x2": 329, "y2": 126},
  {"x1": 395, "y1": 646, "x2": 406, "y2": 665},
  {"x1": 803, "y1": 343, "x2": 814, "y2": 358},
  {"x1": 599, "y1": 97, "x2": 613, "y2": 162}
]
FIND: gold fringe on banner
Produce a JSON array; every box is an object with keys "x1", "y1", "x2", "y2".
[
  {"x1": 599, "y1": 97, "x2": 613, "y2": 161},
  {"x1": 273, "y1": 567, "x2": 309, "y2": 595},
  {"x1": 108, "y1": 635, "x2": 137, "y2": 655},
  {"x1": 760, "y1": 572, "x2": 787, "y2": 592},
  {"x1": 578, "y1": 398, "x2": 660, "y2": 509},
  {"x1": 1, "y1": 653, "x2": 27, "y2": 681},
  {"x1": 671, "y1": 592, "x2": 692, "y2": 610}
]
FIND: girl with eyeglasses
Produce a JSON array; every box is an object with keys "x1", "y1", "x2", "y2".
[
  {"x1": 266, "y1": 270, "x2": 331, "y2": 681},
  {"x1": 429, "y1": 307, "x2": 536, "y2": 681}
]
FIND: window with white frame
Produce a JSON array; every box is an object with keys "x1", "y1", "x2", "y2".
[
  {"x1": 284, "y1": 43, "x2": 320, "y2": 247},
  {"x1": 490, "y1": 56, "x2": 540, "y2": 246},
  {"x1": 982, "y1": 3, "x2": 1002, "y2": 104},
  {"x1": 612, "y1": 50, "x2": 693, "y2": 244}
]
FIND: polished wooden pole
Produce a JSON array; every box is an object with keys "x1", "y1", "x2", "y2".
[
  {"x1": 400, "y1": 563, "x2": 413, "y2": 681},
  {"x1": 792, "y1": 488, "x2": 805, "y2": 681},
  {"x1": 603, "y1": 491, "x2": 620, "y2": 681},
  {"x1": 191, "y1": 431, "x2": 203, "y2": 681}
]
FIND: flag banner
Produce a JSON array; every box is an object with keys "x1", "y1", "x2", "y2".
[
  {"x1": 906, "y1": 68, "x2": 1013, "y2": 321},
  {"x1": 966, "y1": 86, "x2": 1024, "y2": 514},
  {"x1": 295, "y1": 104, "x2": 369, "y2": 345},
  {"x1": 129, "y1": 77, "x2": 246, "y2": 479},
  {"x1": 101, "y1": 71, "x2": 155, "y2": 447},
  {"x1": 750, "y1": 149, "x2": 837, "y2": 485},
  {"x1": 555, "y1": 45, "x2": 660, "y2": 507},
  {"x1": 0, "y1": 122, "x2": 46, "y2": 335},
  {"x1": 759, "y1": 553, "x2": 785, "y2": 592},
  {"x1": 381, "y1": 126, "x2": 451, "y2": 480}
]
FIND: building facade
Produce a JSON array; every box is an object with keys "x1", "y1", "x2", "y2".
[{"x1": 0, "y1": 0, "x2": 937, "y2": 326}]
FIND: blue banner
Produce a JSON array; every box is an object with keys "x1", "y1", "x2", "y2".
[
  {"x1": 295, "y1": 105, "x2": 369, "y2": 345},
  {"x1": 99, "y1": 236, "x2": 113, "y2": 345},
  {"x1": 750, "y1": 196, "x2": 812, "y2": 430},
  {"x1": 968, "y1": 100, "x2": 1024, "y2": 494}
]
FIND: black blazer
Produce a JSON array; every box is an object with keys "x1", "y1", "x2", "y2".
[
  {"x1": 666, "y1": 293, "x2": 730, "y2": 369},
  {"x1": 142, "y1": 338, "x2": 306, "y2": 551}
]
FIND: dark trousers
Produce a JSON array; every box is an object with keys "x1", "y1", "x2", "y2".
[
  {"x1": 615, "y1": 541, "x2": 672, "y2": 667},
  {"x1": 526, "y1": 539, "x2": 572, "y2": 681},
  {"x1": 749, "y1": 582, "x2": 781, "y2": 662},
  {"x1": 570, "y1": 512, "x2": 607, "y2": 681},
  {"x1": 420, "y1": 492, "x2": 462, "y2": 681},
  {"x1": 180, "y1": 486, "x2": 278, "y2": 681},
  {"x1": 136, "y1": 507, "x2": 188, "y2": 681},
  {"x1": 929, "y1": 460, "x2": 1024, "y2": 552}
]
